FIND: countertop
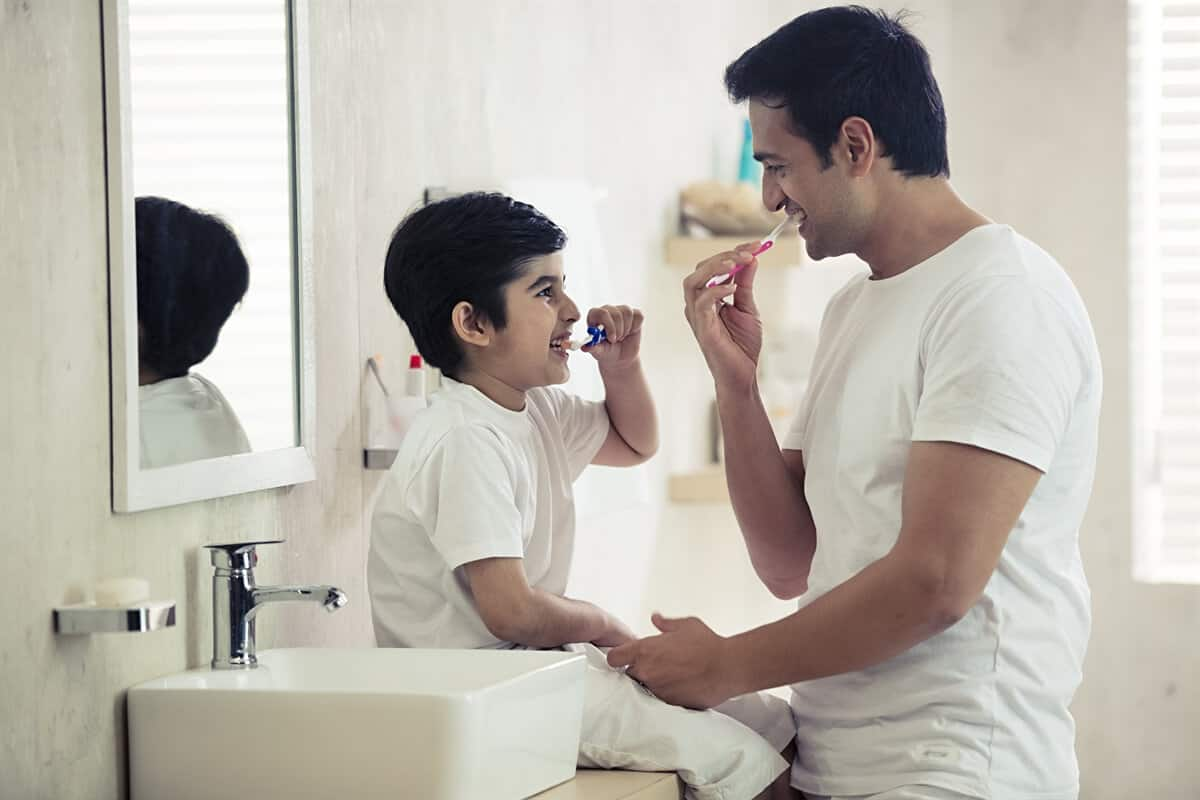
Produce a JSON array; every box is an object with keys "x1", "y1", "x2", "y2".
[{"x1": 531, "y1": 769, "x2": 683, "y2": 799}]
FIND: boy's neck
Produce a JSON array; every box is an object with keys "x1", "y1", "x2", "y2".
[{"x1": 453, "y1": 366, "x2": 528, "y2": 412}]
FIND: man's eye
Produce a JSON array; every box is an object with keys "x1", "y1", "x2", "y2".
[
  {"x1": 766, "y1": 164, "x2": 786, "y2": 175},
  {"x1": 537, "y1": 286, "x2": 553, "y2": 298}
]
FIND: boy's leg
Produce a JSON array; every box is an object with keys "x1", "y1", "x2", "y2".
[
  {"x1": 713, "y1": 690, "x2": 799, "y2": 800},
  {"x1": 569, "y1": 644, "x2": 788, "y2": 800}
]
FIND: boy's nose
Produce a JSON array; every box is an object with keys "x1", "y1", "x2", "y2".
[{"x1": 562, "y1": 294, "x2": 581, "y2": 322}]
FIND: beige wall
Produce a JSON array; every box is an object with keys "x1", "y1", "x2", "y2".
[
  {"x1": 941, "y1": 1, "x2": 1200, "y2": 795},
  {"x1": 0, "y1": 3, "x2": 372, "y2": 798},
  {"x1": 4, "y1": 2, "x2": 1197, "y2": 798},
  {"x1": 0, "y1": 1, "x2": 768, "y2": 797}
]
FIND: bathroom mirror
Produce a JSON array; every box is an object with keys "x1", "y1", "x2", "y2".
[{"x1": 103, "y1": 0, "x2": 315, "y2": 512}]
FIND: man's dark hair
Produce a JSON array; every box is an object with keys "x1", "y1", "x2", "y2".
[
  {"x1": 383, "y1": 192, "x2": 567, "y2": 378},
  {"x1": 724, "y1": 5, "x2": 949, "y2": 178},
  {"x1": 135, "y1": 196, "x2": 251, "y2": 379}
]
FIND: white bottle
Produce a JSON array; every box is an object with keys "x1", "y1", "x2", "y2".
[{"x1": 388, "y1": 354, "x2": 428, "y2": 439}]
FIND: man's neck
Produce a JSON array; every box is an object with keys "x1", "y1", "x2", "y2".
[{"x1": 856, "y1": 178, "x2": 991, "y2": 280}]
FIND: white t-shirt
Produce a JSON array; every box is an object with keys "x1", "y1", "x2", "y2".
[
  {"x1": 783, "y1": 225, "x2": 1100, "y2": 800},
  {"x1": 368, "y1": 378, "x2": 610, "y2": 649},
  {"x1": 139, "y1": 372, "x2": 252, "y2": 469}
]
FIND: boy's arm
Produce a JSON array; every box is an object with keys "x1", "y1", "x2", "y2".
[
  {"x1": 463, "y1": 557, "x2": 634, "y2": 648},
  {"x1": 592, "y1": 358, "x2": 658, "y2": 466},
  {"x1": 585, "y1": 305, "x2": 658, "y2": 467}
]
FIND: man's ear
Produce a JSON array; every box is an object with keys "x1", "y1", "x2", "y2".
[
  {"x1": 840, "y1": 116, "x2": 876, "y2": 177},
  {"x1": 451, "y1": 301, "x2": 492, "y2": 348}
]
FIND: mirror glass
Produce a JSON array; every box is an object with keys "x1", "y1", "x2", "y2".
[{"x1": 126, "y1": 0, "x2": 297, "y2": 469}]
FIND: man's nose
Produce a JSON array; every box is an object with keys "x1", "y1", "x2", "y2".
[{"x1": 762, "y1": 175, "x2": 787, "y2": 213}]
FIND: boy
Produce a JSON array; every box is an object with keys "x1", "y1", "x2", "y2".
[
  {"x1": 368, "y1": 192, "x2": 794, "y2": 799},
  {"x1": 135, "y1": 195, "x2": 252, "y2": 468}
]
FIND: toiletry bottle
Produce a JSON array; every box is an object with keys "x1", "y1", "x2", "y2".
[{"x1": 390, "y1": 355, "x2": 428, "y2": 438}]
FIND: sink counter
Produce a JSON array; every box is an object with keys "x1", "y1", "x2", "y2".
[{"x1": 532, "y1": 770, "x2": 683, "y2": 800}]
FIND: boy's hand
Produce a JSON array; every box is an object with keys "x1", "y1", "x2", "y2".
[
  {"x1": 584, "y1": 305, "x2": 643, "y2": 369},
  {"x1": 591, "y1": 612, "x2": 637, "y2": 648}
]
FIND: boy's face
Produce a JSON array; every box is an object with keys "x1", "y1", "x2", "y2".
[{"x1": 480, "y1": 251, "x2": 581, "y2": 392}]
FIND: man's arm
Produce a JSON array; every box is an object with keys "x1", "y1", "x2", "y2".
[
  {"x1": 718, "y1": 380, "x2": 816, "y2": 598},
  {"x1": 464, "y1": 557, "x2": 634, "y2": 648},
  {"x1": 680, "y1": 246, "x2": 816, "y2": 596},
  {"x1": 609, "y1": 440, "x2": 1040, "y2": 708}
]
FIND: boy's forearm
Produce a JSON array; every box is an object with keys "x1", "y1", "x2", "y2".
[
  {"x1": 506, "y1": 589, "x2": 615, "y2": 648},
  {"x1": 716, "y1": 380, "x2": 816, "y2": 597},
  {"x1": 600, "y1": 359, "x2": 658, "y2": 457}
]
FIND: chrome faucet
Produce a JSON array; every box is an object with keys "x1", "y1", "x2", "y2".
[{"x1": 205, "y1": 540, "x2": 347, "y2": 670}]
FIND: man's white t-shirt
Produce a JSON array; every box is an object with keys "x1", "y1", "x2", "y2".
[
  {"x1": 368, "y1": 378, "x2": 609, "y2": 649},
  {"x1": 139, "y1": 372, "x2": 252, "y2": 469},
  {"x1": 783, "y1": 225, "x2": 1100, "y2": 799}
]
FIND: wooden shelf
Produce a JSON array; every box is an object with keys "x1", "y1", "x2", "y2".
[
  {"x1": 667, "y1": 465, "x2": 729, "y2": 504},
  {"x1": 665, "y1": 235, "x2": 804, "y2": 270}
]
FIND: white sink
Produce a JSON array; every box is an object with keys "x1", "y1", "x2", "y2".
[{"x1": 128, "y1": 647, "x2": 586, "y2": 800}]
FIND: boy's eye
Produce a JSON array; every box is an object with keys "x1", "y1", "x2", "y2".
[
  {"x1": 765, "y1": 164, "x2": 787, "y2": 176},
  {"x1": 536, "y1": 286, "x2": 553, "y2": 298}
]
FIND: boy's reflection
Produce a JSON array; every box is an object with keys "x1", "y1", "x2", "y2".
[{"x1": 136, "y1": 196, "x2": 251, "y2": 469}]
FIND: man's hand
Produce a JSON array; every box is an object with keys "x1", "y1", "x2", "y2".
[
  {"x1": 606, "y1": 613, "x2": 739, "y2": 709},
  {"x1": 585, "y1": 305, "x2": 643, "y2": 369},
  {"x1": 682, "y1": 244, "x2": 764, "y2": 389}
]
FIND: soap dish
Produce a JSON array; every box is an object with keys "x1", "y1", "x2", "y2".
[{"x1": 53, "y1": 600, "x2": 176, "y2": 635}]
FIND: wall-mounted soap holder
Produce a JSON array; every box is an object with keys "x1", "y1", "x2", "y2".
[{"x1": 53, "y1": 600, "x2": 176, "y2": 635}]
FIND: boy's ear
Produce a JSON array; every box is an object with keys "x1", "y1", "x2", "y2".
[{"x1": 450, "y1": 301, "x2": 492, "y2": 348}]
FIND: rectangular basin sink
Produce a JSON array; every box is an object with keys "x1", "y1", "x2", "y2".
[{"x1": 128, "y1": 647, "x2": 586, "y2": 800}]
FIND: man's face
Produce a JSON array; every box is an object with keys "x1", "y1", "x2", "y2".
[
  {"x1": 748, "y1": 99, "x2": 867, "y2": 261},
  {"x1": 483, "y1": 251, "x2": 581, "y2": 391}
]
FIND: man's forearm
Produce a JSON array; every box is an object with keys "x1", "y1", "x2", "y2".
[
  {"x1": 600, "y1": 359, "x2": 658, "y2": 457},
  {"x1": 722, "y1": 551, "x2": 962, "y2": 694},
  {"x1": 716, "y1": 379, "x2": 816, "y2": 596}
]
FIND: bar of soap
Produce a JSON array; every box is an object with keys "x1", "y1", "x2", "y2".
[{"x1": 95, "y1": 577, "x2": 150, "y2": 607}]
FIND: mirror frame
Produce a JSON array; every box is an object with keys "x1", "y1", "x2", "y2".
[{"x1": 101, "y1": 0, "x2": 316, "y2": 512}]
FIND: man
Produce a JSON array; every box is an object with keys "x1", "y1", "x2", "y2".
[{"x1": 609, "y1": 7, "x2": 1101, "y2": 799}]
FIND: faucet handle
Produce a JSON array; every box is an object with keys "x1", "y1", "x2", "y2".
[{"x1": 205, "y1": 540, "x2": 284, "y2": 570}]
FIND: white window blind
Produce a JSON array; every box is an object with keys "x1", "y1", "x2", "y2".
[
  {"x1": 1131, "y1": 1, "x2": 1200, "y2": 582},
  {"x1": 127, "y1": 0, "x2": 297, "y2": 455}
]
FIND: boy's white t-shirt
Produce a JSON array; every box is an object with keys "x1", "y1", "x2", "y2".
[
  {"x1": 139, "y1": 372, "x2": 252, "y2": 469},
  {"x1": 783, "y1": 225, "x2": 1100, "y2": 799},
  {"x1": 368, "y1": 378, "x2": 609, "y2": 649}
]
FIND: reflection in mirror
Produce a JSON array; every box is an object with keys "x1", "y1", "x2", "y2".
[
  {"x1": 104, "y1": 0, "x2": 315, "y2": 511},
  {"x1": 127, "y1": 0, "x2": 298, "y2": 464},
  {"x1": 135, "y1": 196, "x2": 252, "y2": 468}
]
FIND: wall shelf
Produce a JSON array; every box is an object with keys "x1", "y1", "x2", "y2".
[
  {"x1": 664, "y1": 235, "x2": 805, "y2": 270},
  {"x1": 667, "y1": 465, "x2": 729, "y2": 504}
]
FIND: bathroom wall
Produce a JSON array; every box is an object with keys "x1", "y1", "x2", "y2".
[
  {"x1": 0, "y1": 4, "x2": 372, "y2": 799},
  {"x1": 941, "y1": 1, "x2": 1200, "y2": 794},
  {"x1": 0, "y1": 2, "x2": 772, "y2": 797},
  {"x1": 762, "y1": 0, "x2": 1200, "y2": 794},
  {"x1": 4, "y1": 2, "x2": 1195, "y2": 798}
]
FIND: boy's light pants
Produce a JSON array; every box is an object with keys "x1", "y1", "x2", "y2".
[{"x1": 569, "y1": 643, "x2": 794, "y2": 800}]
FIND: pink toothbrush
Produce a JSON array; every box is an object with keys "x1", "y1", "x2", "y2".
[{"x1": 705, "y1": 213, "x2": 797, "y2": 288}]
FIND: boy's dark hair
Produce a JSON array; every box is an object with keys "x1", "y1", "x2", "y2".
[
  {"x1": 724, "y1": 5, "x2": 949, "y2": 178},
  {"x1": 135, "y1": 196, "x2": 251, "y2": 378},
  {"x1": 383, "y1": 192, "x2": 567, "y2": 378}
]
